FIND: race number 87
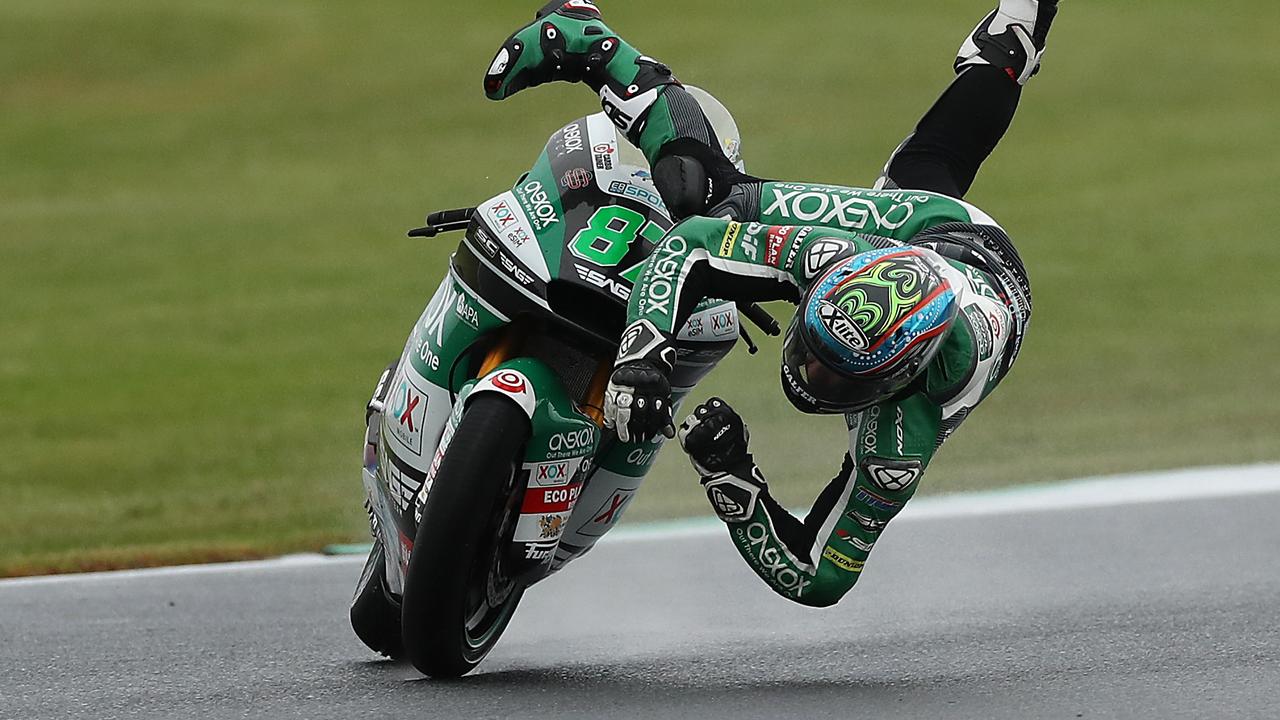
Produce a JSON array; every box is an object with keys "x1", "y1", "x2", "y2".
[{"x1": 568, "y1": 206, "x2": 667, "y2": 267}]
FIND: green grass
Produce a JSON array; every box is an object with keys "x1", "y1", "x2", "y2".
[{"x1": 2, "y1": 0, "x2": 1278, "y2": 575}]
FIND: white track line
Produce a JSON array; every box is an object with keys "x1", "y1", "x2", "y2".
[{"x1": 4, "y1": 464, "x2": 1278, "y2": 588}]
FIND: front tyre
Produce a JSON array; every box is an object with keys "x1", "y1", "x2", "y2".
[{"x1": 400, "y1": 394, "x2": 530, "y2": 677}]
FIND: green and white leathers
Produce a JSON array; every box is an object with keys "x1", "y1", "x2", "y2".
[
  {"x1": 486, "y1": 1, "x2": 1034, "y2": 606},
  {"x1": 625, "y1": 211, "x2": 1017, "y2": 606}
]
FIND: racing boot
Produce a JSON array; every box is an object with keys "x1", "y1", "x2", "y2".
[
  {"x1": 484, "y1": 0, "x2": 678, "y2": 108},
  {"x1": 955, "y1": 0, "x2": 1061, "y2": 85}
]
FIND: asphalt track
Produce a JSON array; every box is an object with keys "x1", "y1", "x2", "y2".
[{"x1": 3, "y1": 466, "x2": 1280, "y2": 720}]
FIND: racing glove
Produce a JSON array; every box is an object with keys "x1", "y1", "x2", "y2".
[
  {"x1": 604, "y1": 361, "x2": 676, "y2": 443},
  {"x1": 677, "y1": 398, "x2": 767, "y2": 524}
]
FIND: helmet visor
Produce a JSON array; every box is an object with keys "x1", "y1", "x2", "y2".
[{"x1": 782, "y1": 326, "x2": 905, "y2": 414}]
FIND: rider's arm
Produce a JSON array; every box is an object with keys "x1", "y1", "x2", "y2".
[
  {"x1": 683, "y1": 392, "x2": 944, "y2": 607},
  {"x1": 615, "y1": 217, "x2": 874, "y2": 367}
]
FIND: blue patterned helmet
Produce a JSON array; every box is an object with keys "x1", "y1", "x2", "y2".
[{"x1": 781, "y1": 247, "x2": 958, "y2": 414}]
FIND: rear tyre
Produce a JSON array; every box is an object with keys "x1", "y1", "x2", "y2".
[
  {"x1": 401, "y1": 394, "x2": 530, "y2": 678},
  {"x1": 350, "y1": 543, "x2": 403, "y2": 660}
]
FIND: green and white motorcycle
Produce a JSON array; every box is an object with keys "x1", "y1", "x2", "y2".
[{"x1": 350, "y1": 95, "x2": 774, "y2": 677}]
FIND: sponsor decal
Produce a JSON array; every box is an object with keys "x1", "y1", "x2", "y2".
[
  {"x1": 854, "y1": 487, "x2": 901, "y2": 513},
  {"x1": 506, "y1": 227, "x2": 532, "y2": 248},
  {"x1": 718, "y1": 222, "x2": 743, "y2": 258},
  {"x1": 531, "y1": 461, "x2": 573, "y2": 487},
  {"x1": 965, "y1": 266, "x2": 1003, "y2": 303},
  {"x1": 617, "y1": 322, "x2": 645, "y2": 359},
  {"x1": 388, "y1": 376, "x2": 428, "y2": 454},
  {"x1": 591, "y1": 489, "x2": 633, "y2": 526},
  {"x1": 560, "y1": 123, "x2": 585, "y2": 154},
  {"x1": 608, "y1": 180, "x2": 663, "y2": 210},
  {"x1": 822, "y1": 546, "x2": 864, "y2": 573},
  {"x1": 639, "y1": 235, "x2": 687, "y2": 317},
  {"x1": 562, "y1": 167, "x2": 592, "y2": 190},
  {"x1": 739, "y1": 523, "x2": 812, "y2": 598},
  {"x1": 783, "y1": 227, "x2": 814, "y2": 272},
  {"x1": 575, "y1": 264, "x2": 631, "y2": 302},
  {"x1": 487, "y1": 200, "x2": 518, "y2": 229},
  {"x1": 963, "y1": 305, "x2": 993, "y2": 361},
  {"x1": 488, "y1": 48, "x2": 510, "y2": 77},
  {"x1": 524, "y1": 542, "x2": 555, "y2": 561},
  {"x1": 473, "y1": 226, "x2": 500, "y2": 257},
  {"x1": 491, "y1": 371, "x2": 528, "y2": 394},
  {"x1": 847, "y1": 510, "x2": 887, "y2": 533},
  {"x1": 835, "y1": 528, "x2": 876, "y2": 553},
  {"x1": 988, "y1": 308, "x2": 1007, "y2": 341},
  {"x1": 625, "y1": 447, "x2": 659, "y2": 467},
  {"x1": 631, "y1": 169, "x2": 652, "y2": 180},
  {"x1": 817, "y1": 301, "x2": 870, "y2": 352},
  {"x1": 864, "y1": 458, "x2": 923, "y2": 492},
  {"x1": 593, "y1": 143, "x2": 615, "y2": 171},
  {"x1": 455, "y1": 293, "x2": 480, "y2": 329},
  {"x1": 549, "y1": 428, "x2": 592, "y2": 453},
  {"x1": 538, "y1": 513, "x2": 567, "y2": 539},
  {"x1": 763, "y1": 186, "x2": 917, "y2": 232},
  {"x1": 709, "y1": 487, "x2": 746, "y2": 518},
  {"x1": 685, "y1": 316, "x2": 704, "y2": 338},
  {"x1": 599, "y1": 85, "x2": 659, "y2": 134},
  {"x1": 515, "y1": 181, "x2": 560, "y2": 231},
  {"x1": 521, "y1": 482, "x2": 583, "y2": 514},
  {"x1": 782, "y1": 363, "x2": 821, "y2": 407},
  {"x1": 803, "y1": 239, "x2": 851, "y2": 280},
  {"x1": 710, "y1": 309, "x2": 737, "y2": 337},
  {"x1": 765, "y1": 226, "x2": 792, "y2": 267},
  {"x1": 861, "y1": 406, "x2": 881, "y2": 453},
  {"x1": 498, "y1": 252, "x2": 536, "y2": 286}
]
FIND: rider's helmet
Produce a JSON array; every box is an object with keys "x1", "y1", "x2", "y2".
[{"x1": 781, "y1": 247, "x2": 959, "y2": 414}]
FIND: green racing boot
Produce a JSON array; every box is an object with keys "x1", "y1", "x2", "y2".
[{"x1": 483, "y1": 0, "x2": 677, "y2": 104}]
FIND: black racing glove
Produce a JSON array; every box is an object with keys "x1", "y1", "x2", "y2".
[
  {"x1": 677, "y1": 398, "x2": 767, "y2": 523},
  {"x1": 604, "y1": 361, "x2": 676, "y2": 444}
]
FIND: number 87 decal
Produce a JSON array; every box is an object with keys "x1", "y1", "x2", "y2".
[{"x1": 568, "y1": 206, "x2": 668, "y2": 280}]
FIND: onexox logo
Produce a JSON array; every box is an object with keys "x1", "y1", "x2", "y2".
[{"x1": 549, "y1": 428, "x2": 592, "y2": 453}]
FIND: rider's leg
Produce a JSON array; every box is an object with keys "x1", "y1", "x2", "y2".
[
  {"x1": 877, "y1": 0, "x2": 1060, "y2": 198},
  {"x1": 484, "y1": 1, "x2": 753, "y2": 217}
]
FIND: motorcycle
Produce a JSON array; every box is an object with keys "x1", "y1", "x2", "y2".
[{"x1": 350, "y1": 101, "x2": 777, "y2": 678}]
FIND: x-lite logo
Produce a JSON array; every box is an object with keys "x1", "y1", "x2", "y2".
[{"x1": 399, "y1": 394, "x2": 421, "y2": 431}]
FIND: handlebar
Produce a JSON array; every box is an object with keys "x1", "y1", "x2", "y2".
[
  {"x1": 736, "y1": 303, "x2": 781, "y2": 355},
  {"x1": 407, "y1": 208, "x2": 476, "y2": 238}
]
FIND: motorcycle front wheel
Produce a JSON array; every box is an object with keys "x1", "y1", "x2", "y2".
[{"x1": 400, "y1": 393, "x2": 529, "y2": 678}]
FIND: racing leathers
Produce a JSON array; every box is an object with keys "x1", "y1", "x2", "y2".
[
  {"x1": 616, "y1": 199, "x2": 1029, "y2": 606},
  {"x1": 487, "y1": 0, "x2": 1052, "y2": 606}
]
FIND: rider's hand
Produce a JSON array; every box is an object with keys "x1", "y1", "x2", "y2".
[
  {"x1": 676, "y1": 397, "x2": 752, "y2": 476},
  {"x1": 604, "y1": 361, "x2": 676, "y2": 444},
  {"x1": 678, "y1": 398, "x2": 766, "y2": 524}
]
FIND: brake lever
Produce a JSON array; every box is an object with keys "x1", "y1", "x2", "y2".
[
  {"x1": 407, "y1": 207, "x2": 476, "y2": 239},
  {"x1": 739, "y1": 303, "x2": 781, "y2": 337}
]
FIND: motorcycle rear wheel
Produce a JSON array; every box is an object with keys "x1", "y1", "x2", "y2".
[{"x1": 400, "y1": 393, "x2": 529, "y2": 677}]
